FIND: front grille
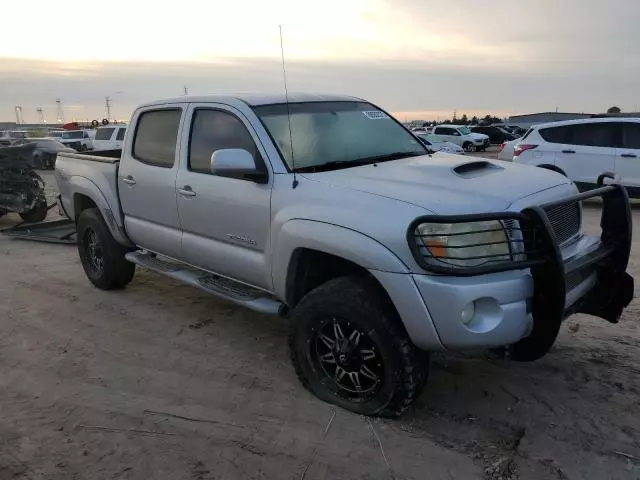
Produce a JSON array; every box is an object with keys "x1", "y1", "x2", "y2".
[{"x1": 544, "y1": 201, "x2": 581, "y2": 245}]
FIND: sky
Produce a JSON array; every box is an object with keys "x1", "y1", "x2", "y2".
[{"x1": 1, "y1": 0, "x2": 639, "y2": 123}]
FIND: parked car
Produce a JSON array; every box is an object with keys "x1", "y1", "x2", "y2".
[
  {"x1": 511, "y1": 118, "x2": 640, "y2": 197},
  {"x1": 471, "y1": 126, "x2": 517, "y2": 144},
  {"x1": 415, "y1": 133, "x2": 465, "y2": 154},
  {"x1": 0, "y1": 130, "x2": 28, "y2": 146},
  {"x1": 55, "y1": 94, "x2": 634, "y2": 417},
  {"x1": 92, "y1": 125, "x2": 127, "y2": 151},
  {"x1": 0, "y1": 144, "x2": 48, "y2": 222},
  {"x1": 12, "y1": 138, "x2": 75, "y2": 169},
  {"x1": 432, "y1": 125, "x2": 490, "y2": 152},
  {"x1": 50, "y1": 130, "x2": 93, "y2": 151},
  {"x1": 497, "y1": 138, "x2": 520, "y2": 161},
  {"x1": 504, "y1": 125, "x2": 527, "y2": 137}
]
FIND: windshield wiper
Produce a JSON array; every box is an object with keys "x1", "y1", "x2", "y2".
[{"x1": 294, "y1": 151, "x2": 424, "y2": 173}]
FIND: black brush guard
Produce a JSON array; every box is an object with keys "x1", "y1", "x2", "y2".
[{"x1": 408, "y1": 180, "x2": 634, "y2": 361}]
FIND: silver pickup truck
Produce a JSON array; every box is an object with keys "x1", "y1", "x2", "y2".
[{"x1": 55, "y1": 94, "x2": 634, "y2": 417}]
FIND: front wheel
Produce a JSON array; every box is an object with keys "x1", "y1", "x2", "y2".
[
  {"x1": 463, "y1": 142, "x2": 476, "y2": 153},
  {"x1": 289, "y1": 276, "x2": 428, "y2": 417},
  {"x1": 77, "y1": 208, "x2": 135, "y2": 290}
]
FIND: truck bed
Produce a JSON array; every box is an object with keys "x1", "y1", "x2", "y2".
[{"x1": 55, "y1": 150, "x2": 122, "y2": 224}]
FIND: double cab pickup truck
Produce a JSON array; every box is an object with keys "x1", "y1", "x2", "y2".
[{"x1": 55, "y1": 94, "x2": 634, "y2": 417}]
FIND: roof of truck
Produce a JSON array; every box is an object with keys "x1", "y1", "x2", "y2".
[{"x1": 138, "y1": 93, "x2": 364, "y2": 108}]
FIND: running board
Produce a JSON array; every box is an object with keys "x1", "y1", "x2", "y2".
[{"x1": 125, "y1": 251, "x2": 285, "y2": 316}]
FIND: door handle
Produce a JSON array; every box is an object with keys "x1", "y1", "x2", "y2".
[
  {"x1": 620, "y1": 153, "x2": 637, "y2": 158},
  {"x1": 121, "y1": 175, "x2": 136, "y2": 185},
  {"x1": 561, "y1": 149, "x2": 576, "y2": 154},
  {"x1": 178, "y1": 186, "x2": 197, "y2": 197}
]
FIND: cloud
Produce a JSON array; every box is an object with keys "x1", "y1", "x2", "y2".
[{"x1": 1, "y1": 0, "x2": 639, "y2": 122}]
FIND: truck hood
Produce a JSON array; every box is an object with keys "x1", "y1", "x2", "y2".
[{"x1": 301, "y1": 153, "x2": 572, "y2": 214}]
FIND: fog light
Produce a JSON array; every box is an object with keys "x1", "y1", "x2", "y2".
[{"x1": 461, "y1": 302, "x2": 476, "y2": 325}]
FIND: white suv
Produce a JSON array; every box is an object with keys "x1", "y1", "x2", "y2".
[
  {"x1": 512, "y1": 118, "x2": 640, "y2": 197},
  {"x1": 432, "y1": 125, "x2": 490, "y2": 152},
  {"x1": 92, "y1": 125, "x2": 127, "y2": 151}
]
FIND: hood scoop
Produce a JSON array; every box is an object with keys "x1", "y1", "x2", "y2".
[{"x1": 453, "y1": 160, "x2": 504, "y2": 179}]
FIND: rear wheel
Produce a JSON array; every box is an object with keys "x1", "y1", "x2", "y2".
[
  {"x1": 77, "y1": 208, "x2": 135, "y2": 290},
  {"x1": 289, "y1": 276, "x2": 428, "y2": 417},
  {"x1": 463, "y1": 142, "x2": 476, "y2": 153},
  {"x1": 19, "y1": 195, "x2": 47, "y2": 223}
]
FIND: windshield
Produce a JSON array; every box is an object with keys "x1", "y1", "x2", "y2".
[
  {"x1": 254, "y1": 101, "x2": 426, "y2": 171},
  {"x1": 458, "y1": 127, "x2": 472, "y2": 135}
]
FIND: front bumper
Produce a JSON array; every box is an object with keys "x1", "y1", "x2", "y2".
[{"x1": 403, "y1": 183, "x2": 634, "y2": 356}]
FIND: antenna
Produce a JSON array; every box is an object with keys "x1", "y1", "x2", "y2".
[{"x1": 279, "y1": 25, "x2": 297, "y2": 189}]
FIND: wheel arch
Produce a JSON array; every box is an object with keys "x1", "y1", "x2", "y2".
[
  {"x1": 70, "y1": 177, "x2": 132, "y2": 246},
  {"x1": 537, "y1": 164, "x2": 567, "y2": 176},
  {"x1": 273, "y1": 219, "x2": 409, "y2": 306}
]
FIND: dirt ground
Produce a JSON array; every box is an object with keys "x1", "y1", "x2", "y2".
[{"x1": 0, "y1": 171, "x2": 639, "y2": 480}]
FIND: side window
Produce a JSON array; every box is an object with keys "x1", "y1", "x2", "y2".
[
  {"x1": 539, "y1": 125, "x2": 572, "y2": 144},
  {"x1": 188, "y1": 109, "x2": 260, "y2": 175},
  {"x1": 621, "y1": 123, "x2": 640, "y2": 149},
  {"x1": 569, "y1": 123, "x2": 615, "y2": 147},
  {"x1": 116, "y1": 128, "x2": 126, "y2": 141},
  {"x1": 132, "y1": 109, "x2": 182, "y2": 167},
  {"x1": 95, "y1": 127, "x2": 114, "y2": 140}
]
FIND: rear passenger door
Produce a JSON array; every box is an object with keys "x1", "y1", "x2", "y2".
[
  {"x1": 434, "y1": 127, "x2": 459, "y2": 145},
  {"x1": 119, "y1": 105, "x2": 186, "y2": 258},
  {"x1": 615, "y1": 122, "x2": 640, "y2": 193},
  {"x1": 548, "y1": 123, "x2": 616, "y2": 188}
]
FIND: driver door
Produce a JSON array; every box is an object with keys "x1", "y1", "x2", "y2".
[{"x1": 175, "y1": 104, "x2": 273, "y2": 290}]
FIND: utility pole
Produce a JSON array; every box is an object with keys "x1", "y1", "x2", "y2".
[
  {"x1": 105, "y1": 96, "x2": 112, "y2": 121},
  {"x1": 36, "y1": 107, "x2": 44, "y2": 124},
  {"x1": 14, "y1": 106, "x2": 24, "y2": 124},
  {"x1": 56, "y1": 98, "x2": 65, "y2": 123}
]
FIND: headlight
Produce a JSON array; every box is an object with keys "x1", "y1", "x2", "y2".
[{"x1": 413, "y1": 220, "x2": 512, "y2": 268}]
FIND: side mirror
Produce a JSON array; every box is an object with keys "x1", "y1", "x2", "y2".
[
  {"x1": 453, "y1": 131, "x2": 461, "y2": 136},
  {"x1": 210, "y1": 149, "x2": 268, "y2": 184}
]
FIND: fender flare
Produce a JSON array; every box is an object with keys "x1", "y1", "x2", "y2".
[
  {"x1": 271, "y1": 219, "x2": 409, "y2": 300},
  {"x1": 69, "y1": 176, "x2": 132, "y2": 246}
]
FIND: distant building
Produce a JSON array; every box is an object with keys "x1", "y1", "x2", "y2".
[
  {"x1": 0, "y1": 122, "x2": 49, "y2": 131},
  {"x1": 507, "y1": 112, "x2": 593, "y2": 129},
  {"x1": 508, "y1": 111, "x2": 640, "y2": 129}
]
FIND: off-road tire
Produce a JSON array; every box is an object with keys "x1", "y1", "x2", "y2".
[
  {"x1": 77, "y1": 208, "x2": 135, "y2": 290},
  {"x1": 19, "y1": 196, "x2": 47, "y2": 223},
  {"x1": 289, "y1": 276, "x2": 428, "y2": 417},
  {"x1": 463, "y1": 142, "x2": 476, "y2": 153}
]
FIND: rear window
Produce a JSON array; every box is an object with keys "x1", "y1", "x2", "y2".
[
  {"x1": 538, "y1": 125, "x2": 572, "y2": 144},
  {"x1": 569, "y1": 123, "x2": 615, "y2": 147},
  {"x1": 132, "y1": 109, "x2": 182, "y2": 167},
  {"x1": 116, "y1": 128, "x2": 126, "y2": 141},
  {"x1": 621, "y1": 123, "x2": 640, "y2": 149},
  {"x1": 95, "y1": 127, "x2": 114, "y2": 140},
  {"x1": 539, "y1": 123, "x2": 615, "y2": 147}
]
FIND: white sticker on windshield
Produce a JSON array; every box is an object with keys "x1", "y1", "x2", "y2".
[{"x1": 363, "y1": 110, "x2": 389, "y2": 120}]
